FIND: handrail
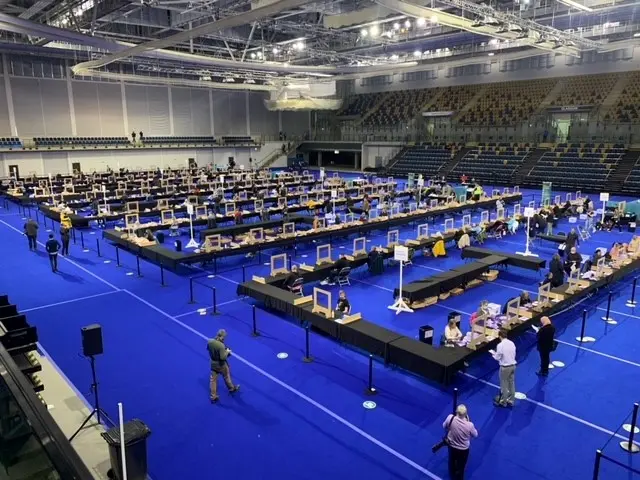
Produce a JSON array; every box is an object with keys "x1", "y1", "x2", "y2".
[{"x1": 0, "y1": 341, "x2": 94, "y2": 479}]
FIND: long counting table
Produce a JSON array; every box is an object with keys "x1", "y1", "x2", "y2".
[
  {"x1": 103, "y1": 194, "x2": 523, "y2": 271},
  {"x1": 238, "y1": 248, "x2": 639, "y2": 384}
]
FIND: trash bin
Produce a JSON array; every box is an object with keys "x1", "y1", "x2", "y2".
[
  {"x1": 102, "y1": 419, "x2": 151, "y2": 480},
  {"x1": 156, "y1": 232, "x2": 165, "y2": 244},
  {"x1": 418, "y1": 325, "x2": 434, "y2": 345}
]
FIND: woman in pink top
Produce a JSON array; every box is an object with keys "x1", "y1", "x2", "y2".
[{"x1": 443, "y1": 404, "x2": 478, "y2": 480}]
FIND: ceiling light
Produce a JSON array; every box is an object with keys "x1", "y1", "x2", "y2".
[
  {"x1": 413, "y1": 50, "x2": 422, "y2": 57},
  {"x1": 404, "y1": 20, "x2": 411, "y2": 28},
  {"x1": 257, "y1": 51, "x2": 263, "y2": 58},
  {"x1": 250, "y1": 52, "x2": 256, "y2": 59},
  {"x1": 393, "y1": 22, "x2": 400, "y2": 30},
  {"x1": 417, "y1": 18, "x2": 426, "y2": 27},
  {"x1": 557, "y1": 0, "x2": 592, "y2": 12},
  {"x1": 293, "y1": 42, "x2": 304, "y2": 51},
  {"x1": 489, "y1": 38, "x2": 499, "y2": 46},
  {"x1": 272, "y1": 47, "x2": 279, "y2": 54},
  {"x1": 245, "y1": 79, "x2": 256, "y2": 84},
  {"x1": 391, "y1": 54, "x2": 399, "y2": 60},
  {"x1": 431, "y1": 15, "x2": 438, "y2": 23},
  {"x1": 370, "y1": 25, "x2": 380, "y2": 36},
  {"x1": 634, "y1": 32, "x2": 640, "y2": 37},
  {"x1": 361, "y1": 28, "x2": 368, "y2": 37},
  {"x1": 284, "y1": 62, "x2": 290, "y2": 67},
  {"x1": 488, "y1": 52, "x2": 495, "y2": 56}
]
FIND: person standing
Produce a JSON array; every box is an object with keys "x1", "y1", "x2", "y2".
[
  {"x1": 23, "y1": 218, "x2": 39, "y2": 251},
  {"x1": 443, "y1": 405, "x2": 478, "y2": 480},
  {"x1": 60, "y1": 226, "x2": 71, "y2": 257},
  {"x1": 491, "y1": 329, "x2": 517, "y2": 407},
  {"x1": 536, "y1": 316, "x2": 556, "y2": 377},
  {"x1": 207, "y1": 329, "x2": 240, "y2": 403},
  {"x1": 45, "y1": 234, "x2": 61, "y2": 273}
]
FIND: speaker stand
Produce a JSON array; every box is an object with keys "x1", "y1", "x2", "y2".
[{"x1": 69, "y1": 355, "x2": 113, "y2": 442}]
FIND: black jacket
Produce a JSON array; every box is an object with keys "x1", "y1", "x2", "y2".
[
  {"x1": 550, "y1": 258, "x2": 564, "y2": 286},
  {"x1": 537, "y1": 324, "x2": 556, "y2": 352}
]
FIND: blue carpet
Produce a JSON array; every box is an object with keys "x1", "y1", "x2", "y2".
[{"x1": 1, "y1": 183, "x2": 639, "y2": 480}]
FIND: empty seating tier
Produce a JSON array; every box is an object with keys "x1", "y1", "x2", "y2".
[
  {"x1": 34, "y1": 137, "x2": 128, "y2": 147},
  {"x1": 449, "y1": 143, "x2": 530, "y2": 183},
  {"x1": 606, "y1": 72, "x2": 640, "y2": 123},
  {"x1": 424, "y1": 85, "x2": 482, "y2": 114},
  {"x1": 364, "y1": 89, "x2": 433, "y2": 127},
  {"x1": 338, "y1": 93, "x2": 382, "y2": 117},
  {"x1": 141, "y1": 136, "x2": 216, "y2": 145},
  {"x1": 526, "y1": 143, "x2": 624, "y2": 190},
  {"x1": 388, "y1": 143, "x2": 455, "y2": 176},
  {"x1": 551, "y1": 73, "x2": 619, "y2": 108}
]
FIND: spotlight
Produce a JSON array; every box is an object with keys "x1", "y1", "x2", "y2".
[
  {"x1": 393, "y1": 22, "x2": 400, "y2": 30},
  {"x1": 272, "y1": 47, "x2": 279, "y2": 54},
  {"x1": 417, "y1": 17, "x2": 426, "y2": 27},
  {"x1": 404, "y1": 20, "x2": 411, "y2": 28},
  {"x1": 413, "y1": 50, "x2": 422, "y2": 57},
  {"x1": 361, "y1": 28, "x2": 368, "y2": 37},
  {"x1": 250, "y1": 52, "x2": 256, "y2": 59},
  {"x1": 370, "y1": 25, "x2": 380, "y2": 36},
  {"x1": 431, "y1": 15, "x2": 438, "y2": 23}
]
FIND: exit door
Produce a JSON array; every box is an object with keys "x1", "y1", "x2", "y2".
[
  {"x1": 8, "y1": 165, "x2": 19, "y2": 179},
  {"x1": 72, "y1": 162, "x2": 81, "y2": 174}
]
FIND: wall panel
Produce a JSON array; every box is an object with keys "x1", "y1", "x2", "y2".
[
  {"x1": 281, "y1": 111, "x2": 309, "y2": 136},
  {"x1": 248, "y1": 93, "x2": 279, "y2": 137},
  {"x1": 72, "y1": 81, "x2": 100, "y2": 136},
  {"x1": 41, "y1": 79, "x2": 71, "y2": 136},
  {"x1": 11, "y1": 78, "x2": 45, "y2": 137},
  {"x1": 190, "y1": 89, "x2": 211, "y2": 135},
  {"x1": 147, "y1": 86, "x2": 170, "y2": 135},
  {"x1": 172, "y1": 87, "x2": 192, "y2": 135},
  {"x1": 97, "y1": 83, "x2": 124, "y2": 136},
  {"x1": 0, "y1": 82, "x2": 11, "y2": 136},
  {"x1": 125, "y1": 84, "x2": 150, "y2": 134}
]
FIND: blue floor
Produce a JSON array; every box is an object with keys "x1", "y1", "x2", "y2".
[{"x1": 2, "y1": 181, "x2": 640, "y2": 480}]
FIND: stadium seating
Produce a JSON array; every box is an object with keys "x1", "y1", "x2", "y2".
[
  {"x1": 424, "y1": 85, "x2": 483, "y2": 114},
  {"x1": 221, "y1": 135, "x2": 255, "y2": 145},
  {"x1": 526, "y1": 143, "x2": 624, "y2": 190},
  {"x1": 459, "y1": 79, "x2": 557, "y2": 126},
  {"x1": 364, "y1": 89, "x2": 433, "y2": 126},
  {"x1": 33, "y1": 137, "x2": 128, "y2": 147},
  {"x1": 141, "y1": 136, "x2": 216, "y2": 145},
  {"x1": 622, "y1": 158, "x2": 640, "y2": 195},
  {"x1": 338, "y1": 93, "x2": 382, "y2": 117},
  {"x1": 0, "y1": 137, "x2": 22, "y2": 148},
  {"x1": 388, "y1": 143, "x2": 455, "y2": 176},
  {"x1": 449, "y1": 143, "x2": 530, "y2": 183},
  {"x1": 550, "y1": 73, "x2": 618, "y2": 107},
  {"x1": 606, "y1": 71, "x2": 640, "y2": 123}
]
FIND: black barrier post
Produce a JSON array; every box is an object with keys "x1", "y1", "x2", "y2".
[
  {"x1": 96, "y1": 239, "x2": 101, "y2": 257},
  {"x1": 35, "y1": 209, "x2": 39, "y2": 224},
  {"x1": 364, "y1": 354, "x2": 377, "y2": 395},
  {"x1": 242, "y1": 265, "x2": 246, "y2": 283},
  {"x1": 160, "y1": 262, "x2": 166, "y2": 287},
  {"x1": 592, "y1": 450, "x2": 602, "y2": 480},
  {"x1": 601, "y1": 292, "x2": 615, "y2": 324},
  {"x1": 136, "y1": 256, "x2": 142, "y2": 277},
  {"x1": 210, "y1": 287, "x2": 220, "y2": 315},
  {"x1": 115, "y1": 245, "x2": 120, "y2": 267},
  {"x1": 288, "y1": 255, "x2": 292, "y2": 272},
  {"x1": 80, "y1": 231, "x2": 85, "y2": 249},
  {"x1": 453, "y1": 388, "x2": 459, "y2": 414},
  {"x1": 303, "y1": 325, "x2": 313, "y2": 363},
  {"x1": 628, "y1": 278, "x2": 638, "y2": 307},
  {"x1": 72, "y1": 228, "x2": 76, "y2": 244},
  {"x1": 621, "y1": 403, "x2": 640, "y2": 453},
  {"x1": 188, "y1": 278, "x2": 195, "y2": 303},
  {"x1": 576, "y1": 309, "x2": 589, "y2": 342},
  {"x1": 251, "y1": 305, "x2": 259, "y2": 337}
]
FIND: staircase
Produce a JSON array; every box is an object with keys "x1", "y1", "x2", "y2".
[
  {"x1": 257, "y1": 142, "x2": 299, "y2": 169},
  {"x1": 605, "y1": 150, "x2": 640, "y2": 192},
  {"x1": 440, "y1": 147, "x2": 471, "y2": 178},
  {"x1": 384, "y1": 146, "x2": 409, "y2": 172},
  {"x1": 514, "y1": 148, "x2": 547, "y2": 184},
  {"x1": 453, "y1": 86, "x2": 488, "y2": 121},
  {"x1": 598, "y1": 74, "x2": 630, "y2": 119},
  {"x1": 535, "y1": 79, "x2": 566, "y2": 113}
]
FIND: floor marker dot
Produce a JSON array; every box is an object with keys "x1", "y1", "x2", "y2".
[
  {"x1": 363, "y1": 401, "x2": 377, "y2": 409},
  {"x1": 103, "y1": 260, "x2": 111, "y2": 264},
  {"x1": 90, "y1": 231, "x2": 96, "y2": 235},
  {"x1": 515, "y1": 392, "x2": 527, "y2": 400},
  {"x1": 83, "y1": 249, "x2": 89, "y2": 253},
  {"x1": 207, "y1": 275, "x2": 214, "y2": 279},
  {"x1": 277, "y1": 353, "x2": 289, "y2": 359},
  {"x1": 548, "y1": 363, "x2": 555, "y2": 369},
  {"x1": 126, "y1": 272, "x2": 134, "y2": 276},
  {"x1": 551, "y1": 361, "x2": 565, "y2": 368},
  {"x1": 623, "y1": 424, "x2": 640, "y2": 434}
]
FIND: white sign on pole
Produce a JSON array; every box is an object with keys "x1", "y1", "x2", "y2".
[
  {"x1": 320, "y1": 168, "x2": 325, "y2": 179},
  {"x1": 331, "y1": 189, "x2": 337, "y2": 199},
  {"x1": 417, "y1": 178, "x2": 424, "y2": 187},
  {"x1": 523, "y1": 207, "x2": 535, "y2": 218},
  {"x1": 600, "y1": 192, "x2": 610, "y2": 202},
  {"x1": 394, "y1": 245, "x2": 409, "y2": 262},
  {"x1": 186, "y1": 203, "x2": 194, "y2": 215}
]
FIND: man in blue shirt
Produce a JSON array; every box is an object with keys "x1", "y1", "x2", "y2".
[{"x1": 45, "y1": 234, "x2": 61, "y2": 273}]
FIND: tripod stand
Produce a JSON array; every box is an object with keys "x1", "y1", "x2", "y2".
[{"x1": 69, "y1": 355, "x2": 112, "y2": 442}]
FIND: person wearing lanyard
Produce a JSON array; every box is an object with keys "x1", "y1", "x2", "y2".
[{"x1": 490, "y1": 329, "x2": 517, "y2": 408}]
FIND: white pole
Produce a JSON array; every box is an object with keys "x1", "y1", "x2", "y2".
[
  {"x1": 601, "y1": 201, "x2": 606, "y2": 223},
  {"x1": 398, "y1": 260, "x2": 403, "y2": 301},
  {"x1": 118, "y1": 402, "x2": 128, "y2": 480},
  {"x1": 525, "y1": 216, "x2": 531, "y2": 255}
]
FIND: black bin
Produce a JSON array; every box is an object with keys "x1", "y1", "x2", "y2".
[
  {"x1": 102, "y1": 419, "x2": 151, "y2": 480},
  {"x1": 419, "y1": 325, "x2": 434, "y2": 345},
  {"x1": 156, "y1": 232, "x2": 165, "y2": 244}
]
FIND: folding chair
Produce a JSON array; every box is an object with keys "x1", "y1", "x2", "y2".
[
  {"x1": 289, "y1": 277, "x2": 304, "y2": 296},
  {"x1": 337, "y1": 267, "x2": 351, "y2": 286}
]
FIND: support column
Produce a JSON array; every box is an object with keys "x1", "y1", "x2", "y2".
[
  {"x1": 245, "y1": 91, "x2": 250, "y2": 136},
  {"x1": 168, "y1": 86, "x2": 174, "y2": 135},
  {"x1": 209, "y1": 90, "x2": 215, "y2": 136},
  {"x1": 2, "y1": 54, "x2": 17, "y2": 136},
  {"x1": 120, "y1": 68, "x2": 128, "y2": 136},
  {"x1": 355, "y1": 152, "x2": 361, "y2": 170},
  {"x1": 66, "y1": 61, "x2": 77, "y2": 136},
  {"x1": 318, "y1": 151, "x2": 322, "y2": 167}
]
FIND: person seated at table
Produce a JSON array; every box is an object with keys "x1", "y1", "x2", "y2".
[
  {"x1": 233, "y1": 207, "x2": 243, "y2": 225},
  {"x1": 564, "y1": 247, "x2": 582, "y2": 274},
  {"x1": 432, "y1": 238, "x2": 446, "y2": 257},
  {"x1": 312, "y1": 215, "x2": 321, "y2": 229},
  {"x1": 629, "y1": 235, "x2": 640, "y2": 253},
  {"x1": 539, "y1": 272, "x2": 553, "y2": 288},
  {"x1": 460, "y1": 173, "x2": 469, "y2": 184},
  {"x1": 444, "y1": 317, "x2": 463, "y2": 346},
  {"x1": 457, "y1": 232, "x2": 471, "y2": 249},
  {"x1": 487, "y1": 220, "x2": 506, "y2": 238},
  {"x1": 335, "y1": 290, "x2": 351, "y2": 317},
  {"x1": 502, "y1": 291, "x2": 532, "y2": 313},
  {"x1": 359, "y1": 211, "x2": 368, "y2": 223},
  {"x1": 321, "y1": 255, "x2": 349, "y2": 286},
  {"x1": 507, "y1": 217, "x2": 519, "y2": 235},
  {"x1": 471, "y1": 184, "x2": 483, "y2": 201},
  {"x1": 609, "y1": 242, "x2": 623, "y2": 262},
  {"x1": 476, "y1": 299, "x2": 491, "y2": 319},
  {"x1": 561, "y1": 200, "x2": 573, "y2": 216},
  {"x1": 363, "y1": 195, "x2": 371, "y2": 214}
]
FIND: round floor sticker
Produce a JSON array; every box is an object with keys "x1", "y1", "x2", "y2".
[
  {"x1": 514, "y1": 392, "x2": 527, "y2": 400},
  {"x1": 103, "y1": 260, "x2": 111, "y2": 264},
  {"x1": 83, "y1": 249, "x2": 90, "y2": 253},
  {"x1": 90, "y1": 231, "x2": 96, "y2": 235},
  {"x1": 548, "y1": 363, "x2": 555, "y2": 369},
  {"x1": 207, "y1": 275, "x2": 214, "y2": 279},
  {"x1": 277, "y1": 353, "x2": 289, "y2": 359},
  {"x1": 551, "y1": 361, "x2": 565, "y2": 368},
  {"x1": 197, "y1": 308, "x2": 207, "y2": 315},
  {"x1": 126, "y1": 272, "x2": 134, "y2": 276},
  {"x1": 623, "y1": 424, "x2": 640, "y2": 433},
  {"x1": 363, "y1": 401, "x2": 377, "y2": 409}
]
